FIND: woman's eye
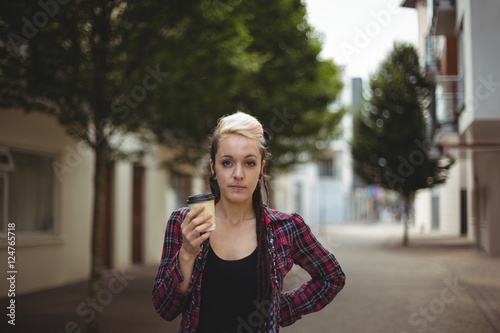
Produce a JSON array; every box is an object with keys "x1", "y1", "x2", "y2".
[
  {"x1": 246, "y1": 161, "x2": 257, "y2": 166},
  {"x1": 221, "y1": 160, "x2": 232, "y2": 167}
]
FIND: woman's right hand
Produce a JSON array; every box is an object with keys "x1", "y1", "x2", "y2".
[{"x1": 180, "y1": 205, "x2": 213, "y2": 257}]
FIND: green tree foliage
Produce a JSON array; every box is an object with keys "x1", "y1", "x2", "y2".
[
  {"x1": 351, "y1": 42, "x2": 454, "y2": 245},
  {"x1": 147, "y1": 0, "x2": 345, "y2": 169}
]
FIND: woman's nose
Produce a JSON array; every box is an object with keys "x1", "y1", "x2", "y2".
[{"x1": 233, "y1": 164, "x2": 244, "y2": 179}]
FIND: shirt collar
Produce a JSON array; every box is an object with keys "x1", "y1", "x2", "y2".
[{"x1": 263, "y1": 206, "x2": 291, "y2": 226}]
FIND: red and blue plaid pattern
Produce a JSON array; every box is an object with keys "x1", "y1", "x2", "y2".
[{"x1": 152, "y1": 206, "x2": 346, "y2": 332}]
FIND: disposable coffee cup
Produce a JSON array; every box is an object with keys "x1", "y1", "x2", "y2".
[{"x1": 187, "y1": 193, "x2": 216, "y2": 231}]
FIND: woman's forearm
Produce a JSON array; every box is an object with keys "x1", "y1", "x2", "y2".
[{"x1": 178, "y1": 247, "x2": 198, "y2": 293}]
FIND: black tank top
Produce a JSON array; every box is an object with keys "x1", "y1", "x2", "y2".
[{"x1": 197, "y1": 246, "x2": 258, "y2": 333}]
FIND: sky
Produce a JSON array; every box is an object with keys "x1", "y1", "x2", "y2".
[{"x1": 304, "y1": 0, "x2": 419, "y2": 82}]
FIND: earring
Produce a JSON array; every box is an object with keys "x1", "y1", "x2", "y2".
[{"x1": 209, "y1": 174, "x2": 220, "y2": 198}]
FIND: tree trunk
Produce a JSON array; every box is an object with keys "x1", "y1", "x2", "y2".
[
  {"x1": 87, "y1": 143, "x2": 107, "y2": 333},
  {"x1": 402, "y1": 194, "x2": 413, "y2": 246}
]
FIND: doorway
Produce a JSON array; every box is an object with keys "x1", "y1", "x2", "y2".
[
  {"x1": 460, "y1": 189, "x2": 467, "y2": 236},
  {"x1": 132, "y1": 164, "x2": 145, "y2": 264}
]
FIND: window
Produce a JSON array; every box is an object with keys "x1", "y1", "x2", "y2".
[
  {"x1": 318, "y1": 159, "x2": 334, "y2": 177},
  {"x1": 0, "y1": 148, "x2": 15, "y2": 171},
  {"x1": 318, "y1": 153, "x2": 342, "y2": 179},
  {"x1": 0, "y1": 148, "x2": 55, "y2": 234}
]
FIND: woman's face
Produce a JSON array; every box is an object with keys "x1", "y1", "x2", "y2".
[{"x1": 211, "y1": 134, "x2": 265, "y2": 206}]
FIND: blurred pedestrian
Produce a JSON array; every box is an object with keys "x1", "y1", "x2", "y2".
[{"x1": 152, "y1": 111, "x2": 345, "y2": 332}]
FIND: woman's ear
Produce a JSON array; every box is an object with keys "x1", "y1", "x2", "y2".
[
  {"x1": 261, "y1": 160, "x2": 266, "y2": 174},
  {"x1": 209, "y1": 159, "x2": 220, "y2": 197},
  {"x1": 210, "y1": 159, "x2": 215, "y2": 175}
]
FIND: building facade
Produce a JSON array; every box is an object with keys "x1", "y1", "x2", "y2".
[
  {"x1": 0, "y1": 109, "x2": 204, "y2": 294},
  {"x1": 403, "y1": 0, "x2": 500, "y2": 256},
  {"x1": 273, "y1": 137, "x2": 353, "y2": 228},
  {"x1": 273, "y1": 76, "x2": 368, "y2": 227}
]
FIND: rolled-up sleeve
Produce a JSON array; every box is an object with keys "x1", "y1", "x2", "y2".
[{"x1": 279, "y1": 213, "x2": 346, "y2": 327}]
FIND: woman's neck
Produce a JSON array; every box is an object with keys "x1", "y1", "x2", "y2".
[{"x1": 216, "y1": 199, "x2": 254, "y2": 226}]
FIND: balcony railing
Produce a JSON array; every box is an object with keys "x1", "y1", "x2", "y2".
[
  {"x1": 434, "y1": 75, "x2": 462, "y2": 132},
  {"x1": 425, "y1": 35, "x2": 445, "y2": 77}
]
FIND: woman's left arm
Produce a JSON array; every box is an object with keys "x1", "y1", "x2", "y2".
[{"x1": 279, "y1": 213, "x2": 346, "y2": 327}]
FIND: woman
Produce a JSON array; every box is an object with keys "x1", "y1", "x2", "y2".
[{"x1": 152, "y1": 111, "x2": 345, "y2": 332}]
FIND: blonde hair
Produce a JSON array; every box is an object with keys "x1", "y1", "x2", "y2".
[
  {"x1": 214, "y1": 111, "x2": 265, "y2": 142},
  {"x1": 213, "y1": 111, "x2": 266, "y2": 150}
]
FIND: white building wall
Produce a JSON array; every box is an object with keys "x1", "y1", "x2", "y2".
[
  {"x1": 112, "y1": 162, "x2": 132, "y2": 269},
  {"x1": 330, "y1": 143, "x2": 353, "y2": 224},
  {"x1": 414, "y1": 189, "x2": 432, "y2": 233},
  {"x1": 457, "y1": 0, "x2": 500, "y2": 133},
  {"x1": 468, "y1": 0, "x2": 500, "y2": 121},
  {"x1": 474, "y1": 151, "x2": 500, "y2": 256},
  {"x1": 0, "y1": 109, "x2": 93, "y2": 294},
  {"x1": 411, "y1": 163, "x2": 462, "y2": 236},
  {"x1": 289, "y1": 163, "x2": 319, "y2": 227},
  {"x1": 272, "y1": 172, "x2": 293, "y2": 214},
  {"x1": 318, "y1": 179, "x2": 346, "y2": 224},
  {"x1": 438, "y1": 161, "x2": 461, "y2": 235},
  {"x1": 456, "y1": 0, "x2": 475, "y2": 133},
  {"x1": 166, "y1": 173, "x2": 178, "y2": 215},
  {"x1": 0, "y1": 109, "x2": 178, "y2": 294},
  {"x1": 143, "y1": 150, "x2": 170, "y2": 266},
  {"x1": 284, "y1": 147, "x2": 353, "y2": 227}
]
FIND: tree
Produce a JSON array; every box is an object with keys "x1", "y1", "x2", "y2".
[
  {"x1": 1, "y1": 0, "x2": 344, "y2": 331},
  {"x1": 351, "y1": 43, "x2": 454, "y2": 245}
]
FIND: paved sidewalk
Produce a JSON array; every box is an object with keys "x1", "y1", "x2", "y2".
[
  {"x1": 1, "y1": 221, "x2": 499, "y2": 333},
  {"x1": 1, "y1": 265, "x2": 180, "y2": 333},
  {"x1": 284, "y1": 222, "x2": 500, "y2": 333}
]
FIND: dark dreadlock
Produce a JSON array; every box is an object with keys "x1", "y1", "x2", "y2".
[{"x1": 252, "y1": 179, "x2": 272, "y2": 330}]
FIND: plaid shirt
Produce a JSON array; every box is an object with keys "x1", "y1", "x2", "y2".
[{"x1": 152, "y1": 206, "x2": 345, "y2": 332}]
